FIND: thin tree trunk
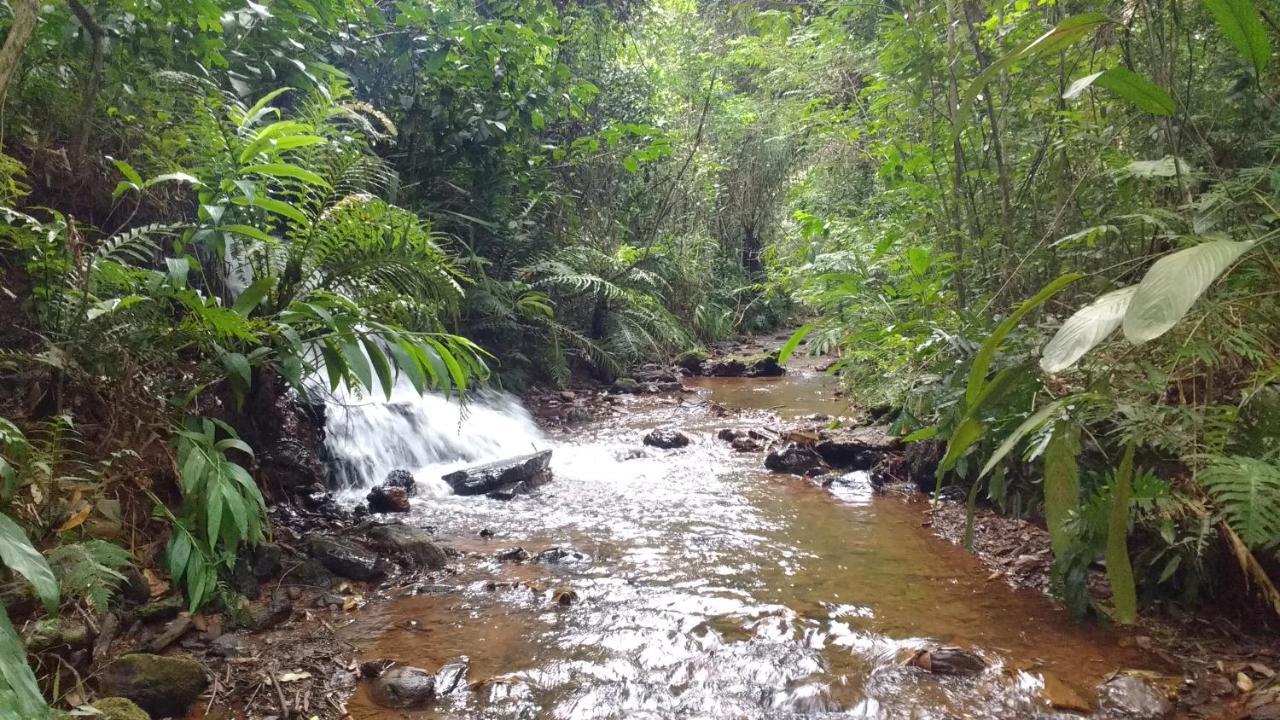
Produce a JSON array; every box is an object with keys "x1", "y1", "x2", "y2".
[
  {"x1": 944, "y1": 0, "x2": 970, "y2": 308},
  {"x1": 67, "y1": 0, "x2": 103, "y2": 161},
  {"x1": 0, "y1": 0, "x2": 40, "y2": 106}
]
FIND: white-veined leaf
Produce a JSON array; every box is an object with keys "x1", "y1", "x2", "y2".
[
  {"x1": 1122, "y1": 239, "x2": 1255, "y2": 344},
  {"x1": 1040, "y1": 286, "x2": 1138, "y2": 372}
]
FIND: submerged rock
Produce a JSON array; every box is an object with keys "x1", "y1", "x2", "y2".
[
  {"x1": 765, "y1": 444, "x2": 824, "y2": 474},
  {"x1": 731, "y1": 437, "x2": 763, "y2": 452},
  {"x1": 370, "y1": 665, "x2": 436, "y2": 708},
  {"x1": 365, "y1": 522, "x2": 447, "y2": 569},
  {"x1": 367, "y1": 485, "x2": 411, "y2": 513},
  {"x1": 643, "y1": 428, "x2": 690, "y2": 449},
  {"x1": 1098, "y1": 675, "x2": 1173, "y2": 719},
  {"x1": 533, "y1": 547, "x2": 591, "y2": 565},
  {"x1": 495, "y1": 547, "x2": 531, "y2": 563},
  {"x1": 435, "y1": 657, "x2": 470, "y2": 695},
  {"x1": 383, "y1": 469, "x2": 417, "y2": 496},
  {"x1": 100, "y1": 653, "x2": 208, "y2": 718},
  {"x1": 305, "y1": 535, "x2": 387, "y2": 582},
  {"x1": 442, "y1": 450, "x2": 553, "y2": 496}
]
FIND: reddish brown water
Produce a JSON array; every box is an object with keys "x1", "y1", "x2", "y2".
[{"x1": 341, "y1": 368, "x2": 1154, "y2": 719}]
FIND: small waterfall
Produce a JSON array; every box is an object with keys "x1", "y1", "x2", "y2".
[{"x1": 322, "y1": 382, "x2": 547, "y2": 497}]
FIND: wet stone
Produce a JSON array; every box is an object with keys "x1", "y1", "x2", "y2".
[
  {"x1": 370, "y1": 665, "x2": 436, "y2": 708},
  {"x1": 554, "y1": 587, "x2": 579, "y2": 606},
  {"x1": 717, "y1": 428, "x2": 741, "y2": 442},
  {"x1": 731, "y1": 437, "x2": 763, "y2": 452},
  {"x1": 765, "y1": 444, "x2": 824, "y2": 474},
  {"x1": 100, "y1": 653, "x2": 208, "y2": 718},
  {"x1": 435, "y1": 657, "x2": 470, "y2": 695},
  {"x1": 907, "y1": 647, "x2": 987, "y2": 676},
  {"x1": 305, "y1": 535, "x2": 387, "y2": 582},
  {"x1": 495, "y1": 547, "x2": 530, "y2": 563},
  {"x1": 443, "y1": 450, "x2": 553, "y2": 496},
  {"x1": 643, "y1": 428, "x2": 690, "y2": 449},
  {"x1": 367, "y1": 485, "x2": 411, "y2": 513},
  {"x1": 365, "y1": 522, "x2": 448, "y2": 570},
  {"x1": 533, "y1": 546, "x2": 591, "y2": 565},
  {"x1": 383, "y1": 468, "x2": 417, "y2": 495},
  {"x1": 1098, "y1": 675, "x2": 1173, "y2": 719}
]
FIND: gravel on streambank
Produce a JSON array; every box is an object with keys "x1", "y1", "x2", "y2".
[{"x1": 925, "y1": 496, "x2": 1280, "y2": 719}]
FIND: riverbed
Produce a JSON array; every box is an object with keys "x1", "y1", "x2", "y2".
[{"x1": 337, "y1": 364, "x2": 1154, "y2": 719}]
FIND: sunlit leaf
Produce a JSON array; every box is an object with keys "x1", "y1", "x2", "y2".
[
  {"x1": 1040, "y1": 286, "x2": 1137, "y2": 372},
  {"x1": 1122, "y1": 239, "x2": 1254, "y2": 344}
]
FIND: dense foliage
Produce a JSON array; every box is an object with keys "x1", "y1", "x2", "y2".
[{"x1": 1, "y1": 0, "x2": 1279, "y2": 711}]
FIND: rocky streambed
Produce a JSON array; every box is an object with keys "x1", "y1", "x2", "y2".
[{"x1": 69, "y1": 337, "x2": 1279, "y2": 720}]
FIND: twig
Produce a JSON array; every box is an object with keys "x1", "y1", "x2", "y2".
[{"x1": 270, "y1": 672, "x2": 291, "y2": 719}]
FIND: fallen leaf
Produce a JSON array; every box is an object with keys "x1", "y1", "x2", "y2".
[
  {"x1": 343, "y1": 594, "x2": 364, "y2": 611},
  {"x1": 57, "y1": 504, "x2": 93, "y2": 532},
  {"x1": 279, "y1": 671, "x2": 312, "y2": 683},
  {"x1": 143, "y1": 569, "x2": 170, "y2": 598},
  {"x1": 1238, "y1": 672, "x2": 1255, "y2": 693},
  {"x1": 1250, "y1": 663, "x2": 1275, "y2": 679}
]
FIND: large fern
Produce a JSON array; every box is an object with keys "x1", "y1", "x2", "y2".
[
  {"x1": 46, "y1": 541, "x2": 133, "y2": 612},
  {"x1": 1200, "y1": 453, "x2": 1280, "y2": 549}
]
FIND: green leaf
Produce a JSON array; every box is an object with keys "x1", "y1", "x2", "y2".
[
  {"x1": 165, "y1": 257, "x2": 190, "y2": 289},
  {"x1": 242, "y1": 163, "x2": 331, "y2": 187},
  {"x1": 1092, "y1": 68, "x2": 1176, "y2": 115},
  {"x1": 220, "y1": 352, "x2": 252, "y2": 392},
  {"x1": 777, "y1": 324, "x2": 814, "y2": 363},
  {"x1": 937, "y1": 417, "x2": 984, "y2": 478},
  {"x1": 1062, "y1": 70, "x2": 1105, "y2": 100},
  {"x1": 361, "y1": 337, "x2": 393, "y2": 399},
  {"x1": 980, "y1": 398, "x2": 1072, "y2": 478},
  {"x1": 1040, "y1": 287, "x2": 1138, "y2": 372},
  {"x1": 221, "y1": 224, "x2": 276, "y2": 244},
  {"x1": 1106, "y1": 442, "x2": 1138, "y2": 624},
  {"x1": 232, "y1": 277, "x2": 273, "y2": 317},
  {"x1": 1122, "y1": 239, "x2": 1255, "y2": 344},
  {"x1": 1124, "y1": 156, "x2": 1192, "y2": 178},
  {"x1": 205, "y1": 471, "x2": 225, "y2": 549},
  {"x1": 0, "y1": 605, "x2": 49, "y2": 718},
  {"x1": 0, "y1": 513, "x2": 59, "y2": 612},
  {"x1": 1203, "y1": 0, "x2": 1271, "y2": 75},
  {"x1": 1043, "y1": 421, "x2": 1081, "y2": 558},
  {"x1": 245, "y1": 195, "x2": 309, "y2": 227},
  {"x1": 1200, "y1": 454, "x2": 1280, "y2": 549},
  {"x1": 339, "y1": 337, "x2": 373, "y2": 391},
  {"x1": 239, "y1": 87, "x2": 292, "y2": 129},
  {"x1": 112, "y1": 158, "x2": 143, "y2": 186},
  {"x1": 966, "y1": 273, "x2": 1082, "y2": 408}
]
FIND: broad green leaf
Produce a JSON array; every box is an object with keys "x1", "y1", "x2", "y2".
[
  {"x1": 0, "y1": 606, "x2": 49, "y2": 718},
  {"x1": 1122, "y1": 239, "x2": 1255, "y2": 344},
  {"x1": 1093, "y1": 68, "x2": 1175, "y2": 115},
  {"x1": 221, "y1": 224, "x2": 276, "y2": 244},
  {"x1": 1040, "y1": 286, "x2": 1138, "y2": 372},
  {"x1": 205, "y1": 470, "x2": 225, "y2": 549},
  {"x1": 1203, "y1": 0, "x2": 1271, "y2": 75},
  {"x1": 112, "y1": 158, "x2": 143, "y2": 186},
  {"x1": 165, "y1": 257, "x2": 190, "y2": 288},
  {"x1": 1043, "y1": 421, "x2": 1081, "y2": 558},
  {"x1": 242, "y1": 163, "x2": 330, "y2": 187},
  {"x1": 937, "y1": 416, "x2": 984, "y2": 480},
  {"x1": 966, "y1": 273, "x2": 1081, "y2": 408},
  {"x1": 246, "y1": 196, "x2": 309, "y2": 227},
  {"x1": 777, "y1": 324, "x2": 814, "y2": 363},
  {"x1": 361, "y1": 337, "x2": 394, "y2": 398},
  {"x1": 339, "y1": 337, "x2": 373, "y2": 391},
  {"x1": 1062, "y1": 71, "x2": 1104, "y2": 100},
  {"x1": 220, "y1": 352, "x2": 252, "y2": 392},
  {"x1": 238, "y1": 87, "x2": 292, "y2": 129},
  {"x1": 980, "y1": 398, "x2": 1072, "y2": 478},
  {"x1": 1106, "y1": 442, "x2": 1138, "y2": 623},
  {"x1": 0, "y1": 513, "x2": 59, "y2": 611},
  {"x1": 232, "y1": 277, "x2": 273, "y2": 317}
]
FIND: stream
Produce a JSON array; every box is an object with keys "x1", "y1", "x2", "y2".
[{"x1": 325, "y1": 363, "x2": 1154, "y2": 719}]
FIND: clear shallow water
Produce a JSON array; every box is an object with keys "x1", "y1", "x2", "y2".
[{"x1": 332, "y1": 371, "x2": 1153, "y2": 719}]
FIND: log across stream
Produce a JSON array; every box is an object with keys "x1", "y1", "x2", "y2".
[{"x1": 332, "y1": 364, "x2": 1160, "y2": 719}]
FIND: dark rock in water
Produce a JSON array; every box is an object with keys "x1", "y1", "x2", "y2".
[
  {"x1": 705, "y1": 351, "x2": 785, "y2": 378},
  {"x1": 905, "y1": 439, "x2": 945, "y2": 493},
  {"x1": 301, "y1": 482, "x2": 338, "y2": 513},
  {"x1": 495, "y1": 547, "x2": 530, "y2": 563},
  {"x1": 89, "y1": 697, "x2": 149, "y2": 720},
  {"x1": 675, "y1": 350, "x2": 709, "y2": 375},
  {"x1": 367, "y1": 485, "x2": 411, "y2": 513},
  {"x1": 479, "y1": 528, "x2": 495, "y2": 538},
  {"x1": 815, "y1": 425, "x2": 903, "y2": 470},
  {"x1": 1098, "y1": 675, "x2": 1173, "y2": 719},
  {"x1": 283, "y1": 558, "x2": 336, "y2": 588},
  {"x1": 384, "y1": 469, "x2": 417, "y2": 496},
  {"x1": 101, "y1": 653, "x2": 208, "y2": 718},
  {"x1": 487, "y1": 481, "x2": 533, "y2": 500},
  {"x1": 643, "y1": 428, "x2": 690, "y2": 449},
  {"x1": 533, "y1": 547, "x2": 591, "y2": 565},
  {"x1": 907, "y1": 646, "x2": 987, "y2": 676},
  {"x1": 731, "y1": 437, "x2": 763, "y2": 452},
  {"x1": 442, "y1": 450, "x2": 553, "y2": 496},
  {"x1": 306, "y1": 535, "x2": 387, "y2": 582},
  {"x1": 717, "y1": 428, "x2": 742, "y2": 442},
  {"x1": 360, "y1": 659, "x2": 396, "y2": 679},
  {"x1": 370, "y1": 665, "x2": 436, "y2": 708},
  {"x1": 554, "y1": 587, "x2": 579, "y2": 606},
  {"x1": 765, "y1": 444, "x2": 824, "y2": 474},
  {"x1": 366, "y1": 523, "x2": 447, "y2": 569},
  {"x1": 435, "y1": 657, "x2": 470, "y2": 695}
]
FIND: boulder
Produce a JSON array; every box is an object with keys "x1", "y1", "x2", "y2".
[
  {"x1": 904, "y1": 440, "x2": 945, "y2": 493},
  {"x1": 89, "y1": 697, "x2": 149, "y2": 720},
  {"x1": 717, "y1": 428, "x2": 742, "y2": 442},
  {"x1": 239, "y1": 590, "x2": 293, "y2": 631},
  {"x1": 533, "y1": 547, "x2": 591, "y2": 565},
  {"x1": 305, "y1": 535, "x2": 387, "y2": 582},
  {"x1": 814, "y1": 425, "x2": 903, "y2": 469},
  {"x1": 384, "y1": 469, "x2": 417, "y2": 496},
  {"x1": 675, "y1": 350, "x2": 709, "y2": 375},
  {"x1": 612, "y1": 378, "x2": 641, "y2": 393},
  {"x1": 495, "y1": 547, "x2": 530, "y2": 563},
  {"x1": 442, "y1": 450, "x2": 553, "y2": 496},
  {"x1": 365, "y1": 523, "x2": 448, "y2": 570},
  {"x1": 434, "y1": 657, "x2": 469, "y2": 696},
  {"x1": 906, "y1": 647, "x2": 987, "y2": 676},
  {"x1": 1098, "y1": 675, "x2": 1173, "y2": 719},
  {"x1": 643, "y1": 428, "x2": 690, "y2": 449},
  {"x1": 704, "y1": 351, "x2": 785, "y2": 378},
  {"x1": 731, "y1": 437, "x2": 762, "y2": 452},
  {"x1": 100, "y1": 653, "x2": 208, "y2": 718},
  {"x1": 370, "y1": 665, "x2": 436, "y2": 708},
  {"x1": 367, "y1": 485, "x2": 410, "y2": 513},
  {"x1": 765, "y1": 444, "x2": 824, "y2": 474}
]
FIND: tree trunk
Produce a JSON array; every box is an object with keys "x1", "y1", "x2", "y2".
[
  {"x1": 0, "y1": 0, "x2": 40, "y2": 105},
  {"x1": 68, "y1": 0, "x2": 104, "y2": 161}
]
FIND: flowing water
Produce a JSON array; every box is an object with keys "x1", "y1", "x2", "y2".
[{"x1": 326, "y1": 367, "x2": 1156, "y2": 719}]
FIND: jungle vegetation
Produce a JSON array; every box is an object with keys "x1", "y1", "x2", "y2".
[{"x1": 0, "y1": 0, "x2": 1278, "y2": 712}]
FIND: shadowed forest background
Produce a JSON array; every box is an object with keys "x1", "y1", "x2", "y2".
[{"x1": 1, "y1": 0, "x2": 1279, "y2": 714}]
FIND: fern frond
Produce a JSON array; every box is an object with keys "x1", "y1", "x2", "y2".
[{"x1": 1200, "y1": 454, "x2": 1280, "y2": 549}]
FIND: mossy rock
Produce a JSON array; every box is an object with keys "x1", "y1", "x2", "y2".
[
  {"x1": 90, "y1": 697, "x2": 151, "y2": 720},
  {"x1": 612, "y1": 377, "x2": 640, "y2": 393},
  {"x1": 674, "y1": 349, "x2": 708, "y2": 373},
  {"x1": 100, "y1": 654, "x2": 207, "y2": 718}
]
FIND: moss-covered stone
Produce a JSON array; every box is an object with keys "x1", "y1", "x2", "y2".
[
  {"x1": 91, "y1": 697, "x2": 151, "y2": 720},
  {"x1": 100, "y1": 654, "x2": 207, "y2": 718}
]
